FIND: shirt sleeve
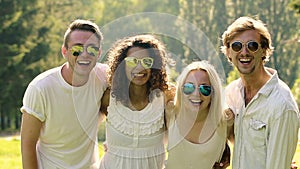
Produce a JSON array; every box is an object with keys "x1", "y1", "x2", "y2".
[
  {"x1": 20, "y1": 84, "x2": 46, "y2": 122},
  {"x1": 266, "y1": 110, "x2": 299, "y2": 169},
  {"x1": 95, "y1": 63, "x2": 108, "y2": 87}
]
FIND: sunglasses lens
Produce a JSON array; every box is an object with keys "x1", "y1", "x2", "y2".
[
  {"x1": 71, "y1": 45, "x2": 83, "y2": 56},
  {"x1": 87, "y1": 46, "x2": 99, "y2": 56},
  {"x1": 199, "y1": 85, "x2": 211, "y2": 96},
  {"x1": 141, "y1": 57, "x2": 154, "y2": 69},
  {"x1": 125, "y1": 57, "x2": 138, "y2": 67},
  {"x1": 231, "y1": 42, "x2": 243, "y2": 52},
  {"x1": 125, "y1": 57, "x2": 154, "y2": 69},
  {"x1": 247, "y1": 41, "x2": 259, "y2": 52},
  {"x1": 183, "y1": 83, "x2": 195, "y2": 95}
]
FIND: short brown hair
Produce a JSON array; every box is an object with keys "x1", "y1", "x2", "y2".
[{"x1": 63, "y1": 19, "x2": 103, "y2": 49}]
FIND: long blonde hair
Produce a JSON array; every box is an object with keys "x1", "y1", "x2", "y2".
[{"x1": 174, "y1": 61, "x2": 225, "y2": 127}]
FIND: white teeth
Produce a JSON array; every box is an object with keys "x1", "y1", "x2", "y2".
[
  {"x1": 191, "y1": 99, "x2": 202, "y2": 103},
  {"x1": 77, "y1": 61, "x2": 90, "y2": 65},
  {"x1": 133, "y1": 73, "x2": 144, "y2": 77},
  {"x1": 240, "y1": 58, "x2": 251, "y2": 62}
]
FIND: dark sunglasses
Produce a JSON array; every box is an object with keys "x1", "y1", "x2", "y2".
[
  {"x1": 182, "y1": 83, "x2": 212, "y2": 96},
  {"x1": 124, "y1": 57, "x2": 154, "y2": 69},
  {"x1": 230, "y1": 41, "x2": 260, "y2": 53},
  {"x1": 70, "y1": 45, "x2": 100, "y2": 57}
]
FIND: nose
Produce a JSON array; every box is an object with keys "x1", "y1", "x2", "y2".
[
  {"x1": 135, "y1": 60, "x2": 145, "y2": 69},
  {"x1": 192, "y1": 87, "x2": 200, "y2": 96},
  {"x1": 240, "y1": 45, "x2": 249, "y2": 55},
  {"x1": 79, "y1": 47, "x2": 90, "y2": 58}
]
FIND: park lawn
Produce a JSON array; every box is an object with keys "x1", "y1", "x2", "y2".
[
  {"x1": 0, "y1": 136, "x2": 22, "y2": 169},
  {"x1": 0, "y1": 137, "x2": 299, "y2": 169}
]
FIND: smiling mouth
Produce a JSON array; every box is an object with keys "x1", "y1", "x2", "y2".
[
  {"x1": 132, "y1": 72, "x2": 147, "y2": 78},
  {"x1": 190, "y1": 99, "x2": 203, "y2": 105},
  {"x1": 239, "y1": 58, "x2": 251, "y2": 64},
  {"x1": 77, "y1": 60, "x2": 91, "y2": 65}
]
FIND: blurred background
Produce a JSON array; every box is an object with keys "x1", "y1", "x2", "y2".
[{"x1": 1, "y1": 0, "x2": 300, "y2": 133}]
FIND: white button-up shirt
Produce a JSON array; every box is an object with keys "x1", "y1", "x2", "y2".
[{"x1": 226, "y1": 69, "x2": 300, "y2": 169}]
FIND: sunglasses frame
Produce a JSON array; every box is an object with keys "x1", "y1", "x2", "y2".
[
  {"x1": 70, "y1": 45, "x2": 100, "y2": 57},
  {"x1": 182, "y1": 83, "x2": 212, "y2": 96},
  {"x1": 230, "y1": 41, "x2": 261, "y2": 53},
  {"x1": 124, "y1": 57, "x2": 154, "y2": 69}
]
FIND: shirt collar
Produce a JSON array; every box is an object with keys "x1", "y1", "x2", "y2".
[{"x1": 236, "y1": 67, "x2": 278, "y2": 97}]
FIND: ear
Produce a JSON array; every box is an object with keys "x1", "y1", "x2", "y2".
[
  {"x1": 61, "y1": 45, "x2": 67, "y2": 59},
  {"x1": 226, "y1": 48, "x2": 232, "y2": 62}
]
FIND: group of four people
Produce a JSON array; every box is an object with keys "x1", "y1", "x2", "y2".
[{"x1": 20, "y1": 16, "x2": 299, "y2": 169}]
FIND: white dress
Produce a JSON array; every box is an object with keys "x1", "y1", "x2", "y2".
[
  {"x1": 99, "y1": 92, "x2": 166, "y2": 169},
  {"x1": 166, "y1": 120, "x2": 227, "y2": 169}
]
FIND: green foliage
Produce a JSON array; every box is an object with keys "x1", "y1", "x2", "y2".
[
  {"x1": 0, "y1": 0, "x2": 300, "y2": 130},
  {"x1": 226, "y1": 67, "x2": 240, "y2": 84},
  {"x1": 292, "y1": 78, "x2": 300, "y2": 107},
  {"x1": 289, "y1": 0, "x2": 300, "y2": 13}
]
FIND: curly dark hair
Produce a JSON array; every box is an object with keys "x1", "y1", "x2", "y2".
[{"x1": 106, "y1": 34, "x2": 169, "y2": 105}]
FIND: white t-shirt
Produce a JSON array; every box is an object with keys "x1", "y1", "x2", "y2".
[{"x1": 21, "y1": 63, "x2": 108, "y2": 169}]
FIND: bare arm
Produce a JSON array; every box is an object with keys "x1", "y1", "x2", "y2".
[
  {"x1": 20, "y1": 112, "x2": 42, "y2": 169},
  {"x1": 99, "y1": 88, "x2": 110, "y2": 117}
]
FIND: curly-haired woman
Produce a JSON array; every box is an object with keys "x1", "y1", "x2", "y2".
[{"x1": 99, "y1": 34, "x2": 174, "y2": 169}]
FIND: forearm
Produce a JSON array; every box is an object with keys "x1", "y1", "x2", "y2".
[
  {"x1": 20, "y1": 112, "x2": 42, "y2": 169},
  {"x1": 21, "y1": 141, "x2": 38, "y2": 169}
]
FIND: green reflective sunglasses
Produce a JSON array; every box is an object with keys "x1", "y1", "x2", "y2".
[
  {"x1": 124, "y1": 57, "x2": 154, "y2": 69},
  {"x1": 182, "y1": 83, "x2": 212, "y2": 96},
  {"x1": 70, "y1": 45, "x2": 99, "y2": 57}
]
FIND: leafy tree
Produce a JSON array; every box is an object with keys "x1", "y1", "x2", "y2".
[
  {"x1": 0, "y1": 0, "x2": 99, "y2": 130},
  {"x1": 178, "y1": 0, "x2": 300, "y2": 88},
  {"x1": 292, "y1": 77, "x2": 300, "y2": 107},
  {"x1": 226, "y1": 67, "x2": 239, "y2": 84},
  {"x1": 290, "y1": 0, "x2": 300, "y2": 13}
]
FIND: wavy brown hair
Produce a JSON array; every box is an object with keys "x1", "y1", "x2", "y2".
[{"x1": 106, "y1": 34, "x2": 169, "y2": 105}]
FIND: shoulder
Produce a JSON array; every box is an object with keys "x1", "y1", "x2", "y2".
[
  {"x1": 226, "y1": 78, "x2": 241, "y2": 90},
  {"x1": 29, "y1": 66, "x2": 61, "y2": 89},
  {"x1": 94, "y1": 63, "x2": 109, "y2": 83},
  {"x1": 273, "y1": 79, "x2": 298, "y2": 110},
  {"x1": 95, "y1": 63, "x2": 108, "y2": 75}
]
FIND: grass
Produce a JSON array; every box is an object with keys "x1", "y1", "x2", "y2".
[
  {"x1": 0, "y1": 136, "x2": 299, "y2": 169},
  {"x1": 0, "y1": 136, "x2": 22, "y2": 169}
]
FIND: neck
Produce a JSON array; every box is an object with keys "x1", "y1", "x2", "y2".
[
  {"x1": 128, "y1": 84, "x2": 149, "y2": 110},
  {"x1": 241, "y1": 67, "x2": 272, "y2": 105},
  {"x1": 177, "y1": 108, "x2": 208, "y2": 129},
  {"x1": 62, "y1": 64, "x2": 89, "y2": 87}
]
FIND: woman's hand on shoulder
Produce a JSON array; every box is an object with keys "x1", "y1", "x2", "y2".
[{"x1": 165, "y1": 83, "x2": 176, "y2": 104}]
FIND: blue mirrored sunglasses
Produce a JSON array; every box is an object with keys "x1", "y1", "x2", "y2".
[{"x1": 182, "y1": 83, "x2": 212, "y2": 96}]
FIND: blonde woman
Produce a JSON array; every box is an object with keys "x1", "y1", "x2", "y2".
[{"x1": 166, "y1": 61, "x2": 233, "y2": 169}]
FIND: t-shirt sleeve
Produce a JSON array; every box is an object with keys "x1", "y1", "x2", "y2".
[
  {"x1": 20, "y1": 84, "x2": 46, "y2": 122},
  {"x1": 95, "y1": 63, "x2": 109, "y2": 88}
]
